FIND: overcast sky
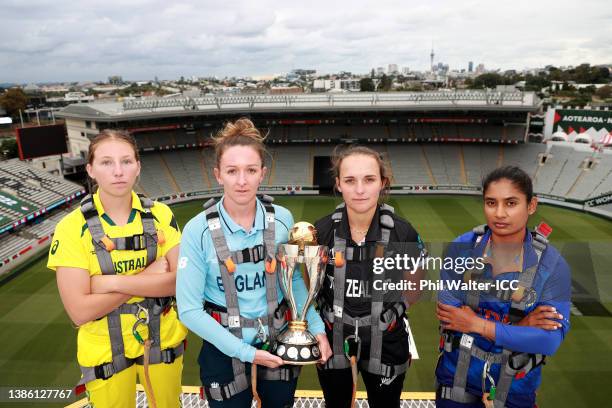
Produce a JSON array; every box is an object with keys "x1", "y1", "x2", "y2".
[{"x1": 1, "y1": 0, "x2": 610, "y2": 83}]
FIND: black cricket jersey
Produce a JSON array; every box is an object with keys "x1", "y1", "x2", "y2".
[{"x1": 314, "y1": 204, "x2": 424, "y2": 317}]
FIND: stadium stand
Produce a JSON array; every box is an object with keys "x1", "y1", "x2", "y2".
[
  {"x1": 0, "y1": 159, "x2": 83, "y2": 274},
  {"x1": 3, "y1": 128, "x2": 611, "y2": 274},
  {"x1": 386, "y1": 145, "x2": 432, "y2": 185},
  {"x1": 268, "y1": 145, "x2": 311, "y2": 186},
  {"x1": 502, "y1": 143, "x2": 547, "y2": 178},
  {"x1": 116, "y1": 135, "x2": 612, "y2": 211},
  {"x1": 0, "y1": 159, "x2": 82, "y2": 207},
  {"x1": 548, "y1": 145, "x2": 594, "y2": 197},
  {"x1": 137, "y1": 152, "x2": 179, "y2": 197}
]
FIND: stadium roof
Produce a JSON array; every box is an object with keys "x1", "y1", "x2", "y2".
[{"x1": 56, "y1": 91, "x2": 541, "y2": 122}]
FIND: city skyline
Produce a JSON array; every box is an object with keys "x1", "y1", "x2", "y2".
[{"x1": 1, "y1": 0, "x2": 610, "y2": 83}]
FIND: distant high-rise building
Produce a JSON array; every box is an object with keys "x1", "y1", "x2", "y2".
[
  {"x1": 402, "y1": 67, "x2": 410, "y2": 75},
  {"x1": 475, "y1": 63, "x2": 485, "y2": 74},
  {"x1": 388, "y1": 64, "x2": 399, "y2": 74},
  {"x1": 108, "y1": 75, "x2": 123, "y2": 85},
  {"x1": 468, "y1": 61, "x2": 474, "y2": 72},
  {"x1": 376, "y1": 67, "x2": 385, "y2": 76},
  {"x1": 430, "y1": 43, "x2": 435, "y2": 72}
]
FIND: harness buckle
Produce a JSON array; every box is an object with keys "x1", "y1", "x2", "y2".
[
  {"x1": 94, "y1": 363, "x2": 115, "y2": 380},
  {"x1": 161, "y1": 347, "x2": 176, "y2": 364},
  {"x1": 228, "y1": 315, "x2": 240, "y2": 328},
  {"x1": 133, "y1": 234, "x2": 146, "y2": 250},
  {"x1": 254, "y1": 245, "x2": 265, "y2": 263},
  {"x1": 459, "y1": 334, "x2": 474, "y2": 350}
]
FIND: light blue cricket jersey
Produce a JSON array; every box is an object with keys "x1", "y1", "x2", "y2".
[{"x1": 176, "y1": 196, "x2": 325, "y2": 363}]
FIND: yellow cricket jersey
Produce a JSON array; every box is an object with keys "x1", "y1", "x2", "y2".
[{"x1": 47, "y1": 190, "x2": 188, "y2": 367}]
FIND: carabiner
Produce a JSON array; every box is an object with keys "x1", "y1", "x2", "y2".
[
  {"x1": 481, "y1": 358, "x2": 497, "y2": 401},
  {"x1": 256, "y1": 317, "x2": 268, "y2": 344},
  {"x1": 135, "y1": 303, "x2": 150, "y2": 325},
  {"x1": 132, "y1": 317, "x2": 147, "y2": 345}
]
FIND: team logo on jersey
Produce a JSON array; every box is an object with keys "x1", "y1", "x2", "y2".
[{"x1": 50, "y1": 240, "x2": 59, "y2": 255}]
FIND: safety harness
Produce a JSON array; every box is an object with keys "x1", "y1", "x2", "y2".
[
  {"x1": 201, "y1": 195, "x2": 299, "y2": 402},
  {"x1": 76, "y1": 193, "x2": 185, "y2": 393},
  {"x1": 437, "y1": 223, "x2": 552, "y2": 407},
  {"x1": 320, "y1": 203, "x2": 410, "y2": 378}
]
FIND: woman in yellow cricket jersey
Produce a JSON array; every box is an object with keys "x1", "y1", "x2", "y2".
[{"x1": 47, "y1": 130, "x2": 187, "y2": 408}]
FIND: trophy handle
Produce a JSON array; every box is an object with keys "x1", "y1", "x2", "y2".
[{"x1": 298, "y1": 245, "x2": 327, "y2": 321}]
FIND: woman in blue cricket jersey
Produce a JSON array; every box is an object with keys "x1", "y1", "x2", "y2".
[
  {"x1": 176, "y1": 118, "x2": 332, "y2": 408},
  {"x1": 435, "y1": 166, "x2": 571, "y2": 408}
]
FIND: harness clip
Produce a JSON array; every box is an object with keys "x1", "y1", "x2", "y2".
[
  {"x1": 334, "y1": 251, "x2": 345, "y2": 267},
  {"x1": 224, "y1": 258, "x2": 236, "y2": 273},
  {"x1": 265, "y1": 257, "x2": 276, "y2": 274},
  {"x1": 101, "y1": 235, "x2": 115, "y2": 252},
  {"x1": 156, "y1": 229, "x2": 166, "y2": 245}
]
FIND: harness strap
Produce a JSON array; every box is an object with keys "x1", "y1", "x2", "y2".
[
  {"x1": 325, "y1": 203, "x2": 406, "y2": 375},
  {"x1": 77, "y1": 341, "x2": 185, "y2": 386},
  {"x1": 444, "y1": 225, "x2": 548, "y2": 406},
  {"x1": 331, "y1": 204, "x2": 349, "y2": 370},
  {"x1": 204, "y1": 303, "x2": 289, "y2": 330},
  {"x1": 202, "y1": 196, "x2": 292, "y2": 401}
]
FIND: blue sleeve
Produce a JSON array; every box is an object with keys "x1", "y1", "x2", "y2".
[
  {"x1": 495, "y1": 255, "x2": 571, "y2": 355},
  {"x1": 438, "y1": 237, "x2": 468, "y2": 307},
  {"x1": 176, "y1": 217, "x2": 257, "y2": 363}
]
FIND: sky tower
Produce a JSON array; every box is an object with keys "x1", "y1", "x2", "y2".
[{"x1": 430, "y1": 42, "x2": 435, "y2": 72}]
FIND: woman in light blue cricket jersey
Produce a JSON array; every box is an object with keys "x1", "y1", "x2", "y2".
[{"x1": 176, "y1": 118, "x2": 332, "y2": 408}]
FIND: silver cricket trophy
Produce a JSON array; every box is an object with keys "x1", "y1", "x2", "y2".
[{"x1": 271, "y1": 222, "x2": 328, "y2": 365}]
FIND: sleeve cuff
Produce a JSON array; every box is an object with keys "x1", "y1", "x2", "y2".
[
  {"x1": 239, "y1": 344, "x2": 257, "y2": 363},
  {"x1": 493, "y1": 322, "x2": 504, "y2": 347}
]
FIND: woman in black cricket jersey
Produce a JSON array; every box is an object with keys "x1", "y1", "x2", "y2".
[{"x1": 314, "y1": 145, "x2": 426, "y2": 408}]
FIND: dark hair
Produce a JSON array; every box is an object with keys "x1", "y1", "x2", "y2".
[
  {"x1": 331, "y1": 144, "x2": 391, "y2": 201},
  {"x1": 482, "y1": 166, "x2": 533, "y2": 202},
  {"x1": 212, "y1": 117, "x2": 267, "y2": 167}
]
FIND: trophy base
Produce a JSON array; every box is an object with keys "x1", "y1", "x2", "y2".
[{"x1": 271, "y1": 321, "x2": 320, "y2": 365}]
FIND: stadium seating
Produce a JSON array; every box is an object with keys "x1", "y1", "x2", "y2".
[
  {"x1": 127, "y1": 141, "x2": 612, "y2": 205},
  {"x1": 0, "y1": 159, "x2": 82, "y2": 207},
  {"x1": 2, "y1": 138, "x2": 611, "y2": 275}
]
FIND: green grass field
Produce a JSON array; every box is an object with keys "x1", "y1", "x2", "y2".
[{"x1": 1, "y1": 195, "x2": 611, "y2": 407}]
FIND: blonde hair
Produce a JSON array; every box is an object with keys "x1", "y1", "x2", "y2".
[
  {"x1": 213, "y1": 118, "x2": 267, "y2": 167},
  {"x1": 331, "y1": 145, "x2": 391, "y2": 200},
  {"x1": 87, "y1": 129, "x2": 140, "y2": 164}
]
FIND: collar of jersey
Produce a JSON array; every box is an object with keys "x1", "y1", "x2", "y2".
[
  {"x1": 217, "y1": 195, "x2": 266, "y2": 235},
  {"x1": 475, "y1": 228, "x2": 539, "y2": 275},
  {"x1": 337, "y1": 204, "x2": 381, "y2": 243},
  {"x1": 92, "y1": 190, "x2": 143, "y2": 226}
]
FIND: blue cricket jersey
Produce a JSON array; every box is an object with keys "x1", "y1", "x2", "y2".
[{"x1": 436, "y1": 228, "x2": 571, "y2": 408}]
